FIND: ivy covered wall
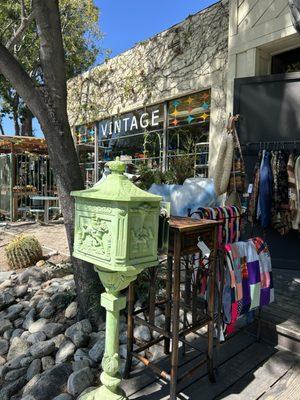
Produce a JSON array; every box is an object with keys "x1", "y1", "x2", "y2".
[{"x1": 67, "y1": 0, "x2": 229, "y2": 174}]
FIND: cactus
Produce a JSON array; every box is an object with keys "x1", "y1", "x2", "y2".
[{"x1": 5, "y1": 235, "x2": 43, "y2": 270}]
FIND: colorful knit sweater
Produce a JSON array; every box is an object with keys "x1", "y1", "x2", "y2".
[{"x1": 223, "y1": 237, "x2": 274, "y2": 334}]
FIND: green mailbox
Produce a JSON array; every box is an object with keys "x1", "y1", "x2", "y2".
[{"x1": 71, "y1": 157, "x2": 161, "y2": 400}]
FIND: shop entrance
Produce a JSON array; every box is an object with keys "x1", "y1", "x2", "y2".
[{"x1": 234, "y1": 72, "x2": 300, "y2": 269}]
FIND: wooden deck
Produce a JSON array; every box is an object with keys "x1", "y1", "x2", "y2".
[{"x1": 122, "y1": 269, "x2": 300, "y2": 400}]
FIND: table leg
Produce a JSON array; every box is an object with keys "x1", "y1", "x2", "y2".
[
  {"x1": 170, "y1": 232, "x2": 181, "y2": 400},
  {"x1": 44, "y1": 199, "x2": 49, "y2": 224},
  {"x1": 164, "y1": 255, "x2": 172, "y2": 355},
  {"x1": 207, "y1": 228, "x2": 217, "y2": 383},
  {"x1": 124, "y1": 282, "x2": 135, "y2": 379}
]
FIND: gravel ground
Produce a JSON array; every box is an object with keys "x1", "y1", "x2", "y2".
[{"x1": 0, "y1": 222, "x2": 69, "y2": 272}]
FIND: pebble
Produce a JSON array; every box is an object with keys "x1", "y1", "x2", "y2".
[
  {"x1": 44, "y1": 322, "x2": 64, "y2": 338},
  {"x1": 24, "y1": 364, "x2": 72, "y2": 400},
  {"x1": 41, "y1": 355, "x2": 55, "y2": 370},
  {"x1": 0, "y1": 338, "x2": 9, "y2": 355},
  {"x1": 0, "y1": 291, "x2": 15, "y2": 310},
  {"x1": 29, "y1": 318, "x2": 48, "y2": 334},
  {"x1": 7, "y1": 337, "x2": 29, "y2": 360},
  {"x1": 0, "y1": 319, "x2": 13, "y2": 335},
  {"x1": 22, "y1": 309, "x2": 36, "y2": 330},
  {"x1": 40, "y1": 303, "x2": 55, "y2": 318},
  {"x1": 55, "y1": 340, "x2": 76, "y2": 364},
  {"x1": 65, "y1": 301, "x2": 77, "y2": 319},
  {"x1": 30, "y1": 339, "x2": 56, "y2": 358},
  {"x1": 65, "y1": 320, "x2": 92, "y2": 347},
  {"x1": 26, "y1": 331, "x2": 47, "y2": 345},
  {"x1": 14, "y1": 284, "x2": 28, "y2": 298},
  {"x1": 67, "y1": 366, "x2": 94, "y2": 396},
  {"x1": 88, "y1": 339, "x2": 105, "y2": 363},
  {"x1": 27, "y1": 358, "x2": 42, "y2": 381},
  {"x1": 5, "y1": 367, "x2": 27, "y2": 381},
  {"x1": 134, "y1": 325, "x2": 151, "y2": 342},
  {"x1": 11, "y1": 328, "x2": 24, "y2": 340}
]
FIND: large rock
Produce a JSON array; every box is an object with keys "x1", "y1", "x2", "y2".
[
  {"x1": 134, "y1": 325, "x2": 151, "y2": 342},
  {"x1": 0, "y1": 339, "x2": 9, "y2": 356},
  {"x1": 27, "y1": 358, "x2": 42, "y2": 381},
  {"x1": 67, "y1": 367, "x2": 94, "y2": 397},
  {"x1": 53, "y1": 394, "x2": 73, "y2": 400},
  {"x1": 11, "y1": 328, "x2": 24, "y2": 340},
  {"x1": 55, "y1": 340, "x2": 76, "y2": 364},
  {"x1": 30, "y1": 339, "x2": 55, "y2": 358},
  {"x1": 0, "y1": 319, "x2": 13, "y2": 335},
  {"x1": 7, "y1": 337, "x2": 29, "y2": 360},
  {"x1": 65, "y1": 301, "x2": 77, "y2": 319},
  {"x1": 20, "y1": 356, "x2": 34, "y2": 367},
  {"x1": 73, "y1": 349, "x2": 92, "y2": 366},
  {"x1": 4, "y1": 367, "x2": 27, "y2": 381},
  {"x1": 14, "y1": 284, "x2": 28, "y2": 298},
  {"x1": 6, "y1": 303, "x2": 23, "y2": 320},
  {"x1": 26, "y1": 331, "x2": 47, "y2": 345},
  {"x1": 39, "y1": 304, "x2": 55, "y2": 318},
  {"x1": 41, "y1": 356, "x2": 54, "y2": 371},
  {"x1": 51, "y1": 292, "x2": 73, "y2": 309},
  {"x1": 65, "y1": 319, "x2": 92, "y2": 347},
  {"x1": 52, "y1": 333, "x2": 66, "y2": 349},
  {"x1": 0, "y1": 376, "x2": 27, "y2": 400},
  {"x1": 28, "y1": 318, "x2": 48, "y2": 334},
  {"x1": 0, "y1": 291, "x2": 15, "y2": 310},
  {"x1": 43, "y1": 322, "x2": 64, "y2": 338},
  {"x1": 18, "y1": 267, "x2": 45, "y2": 284},
  {"x1": 88, "y1": 339, "x2": 105, "y2": 363},
  {"x1": 22, "y1": 309, "x2": 36, "y2": 330},
  {"x1": 23, "y1": 364, "x2": 72, "y2": 400}
]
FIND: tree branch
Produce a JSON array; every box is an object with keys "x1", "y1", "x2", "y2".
[
  {"x1": 33, "y1": 0, "x2": 68, "y2": 123},
  {"x1": 0, "y1": 43, "x2": 49, "y2": 125},
  {"x1": 6, "y1": 1, "x2": 36, "y2": 51}
]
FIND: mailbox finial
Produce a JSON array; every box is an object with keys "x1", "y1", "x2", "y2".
[{"x1": 106, "y1": 156, "x2": 126, "y2": 175}]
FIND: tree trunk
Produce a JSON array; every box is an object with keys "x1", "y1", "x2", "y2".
[
  {"x1": 0, "y1": 1, "x2": 104, "y2": 327},
  {"x1": 13, "y1": 111, "x2": 20, "y2": 136},
  {"x1": 20, "y1": 108, "x2": 33, "y2": 136},
  {"x1": 12, "y1": 93, "x2": 20, "y2": 136}
]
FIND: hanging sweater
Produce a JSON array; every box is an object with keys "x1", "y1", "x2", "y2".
[
  {"x1": 292, "y1": 155, "x2": 300, "y2": 231},
  {"x1": 223, "y1": 237, "x2": 274, "y2": 334}
]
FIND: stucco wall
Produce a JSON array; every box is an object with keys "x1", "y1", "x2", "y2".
[
  {"x1": 227, "y1": 0, "x2": 299, "y2": 113},
  {"x1": 67, "y1": 1, "x2": 229, "y2": 174}
]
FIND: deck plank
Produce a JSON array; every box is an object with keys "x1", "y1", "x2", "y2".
[
  {"x1": 215, "y1": 350, "x2": 296, "y2": 399},
  {"x1": 260, "y1": 363, "x2": 300, "y2": 400},
  {"x1": 127, "y1": 332, "x2": 256, "y2": 399},
  {"x1": 185, "y1": 341, "x2": 276, "y2": 399}
]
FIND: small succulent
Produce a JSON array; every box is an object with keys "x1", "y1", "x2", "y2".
[{"x1": 5, "y1": 235, "x2": 43, "y2": 270}]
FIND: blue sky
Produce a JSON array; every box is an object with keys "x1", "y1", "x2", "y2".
[{"x1": 2, "y1": 0, "x2": 216, "y2": 136}]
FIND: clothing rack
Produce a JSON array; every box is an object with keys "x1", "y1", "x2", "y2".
[{"x1": 244, "y1": 140, "x2": 300, "y2": 149}]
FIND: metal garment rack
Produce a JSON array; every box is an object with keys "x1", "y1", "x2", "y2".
[{"x1": 244, "y1": 140, "x2": 300, "y2": 149}]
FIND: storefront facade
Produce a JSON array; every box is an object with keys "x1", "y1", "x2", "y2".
[
  {"x1": 227, "y1": 0, "x2": 300, "y2": 269},
  {"x1": 67, "y1": 1, "x2": 229, "y2": 182}
]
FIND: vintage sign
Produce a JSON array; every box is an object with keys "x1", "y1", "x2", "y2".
[{"x1": 100, "y1": 109, "x2": 161, "y2": 137}]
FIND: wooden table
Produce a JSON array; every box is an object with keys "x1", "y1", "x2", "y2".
[
  {"x1": 125, "y1": 216, "x2": 221, "y2": 399},
  {"x1": 30, "y1": 195, "x2": 58, "y2": 224}
]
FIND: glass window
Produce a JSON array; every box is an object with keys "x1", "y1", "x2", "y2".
[
  {"x1": 98, "y1": 103, "x2": 164, "y2": 168},
  {"x1": 75, "y1": 125, "x2": 95, "y2": 145},
  {"x1": 167, "y1": 90, "x2": 210, "y2": 171},
  {"x1": 168, "y1": 90, "x2": 211, "y2": 127}
]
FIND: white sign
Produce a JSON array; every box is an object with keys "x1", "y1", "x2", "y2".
[{"x1": 100, "y1": 109, "x2": 160, "y2": 138}]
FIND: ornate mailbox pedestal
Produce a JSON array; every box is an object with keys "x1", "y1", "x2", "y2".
[{"x1": 71, "y1": 158, "x2": 161, "y2": 400}]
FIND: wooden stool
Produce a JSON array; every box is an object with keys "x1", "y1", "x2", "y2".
[{"x1": 124, "y1": 217, "x2": 221, "y2": 399}]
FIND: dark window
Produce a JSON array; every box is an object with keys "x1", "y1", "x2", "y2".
[{"x1": 271, "y1": 47, "x2": 300, "y2": 74}]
